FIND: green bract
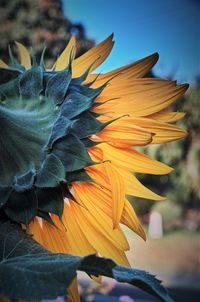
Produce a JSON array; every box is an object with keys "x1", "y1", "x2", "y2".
[{"x1": 0, "y1": 52, "x2": 107, "y2": 227}]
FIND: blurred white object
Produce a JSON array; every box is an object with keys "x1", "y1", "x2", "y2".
[{"x1": 148, "y1": 211, "x2": 163, "y2": 239}]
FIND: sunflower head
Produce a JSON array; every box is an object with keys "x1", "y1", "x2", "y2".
[
  {"x1": 0, "y1": 36, "x2": 189, "y2": 302},
  {"x1": 0, "y1": 42, "x2": 111, "y2": 227},
  {"x1": 0, "y1": 35, "x2": 188, "y2": 239}
]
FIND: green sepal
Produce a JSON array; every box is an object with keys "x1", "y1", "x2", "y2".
[
  {"x1": 39, "y1": 47, "x2": 47, "y2": 68},
  {"x1": 0, "y1": 68, "x2": 21, "y2": 85},
  {"x1": 71, "y1": 111, "x2": 105, "y2": 138},
  {"x1": 45, "y1": 68, "x2": 71, "y2": 105},
  {"x1": 3, "y1": 190, "x2": 38, "y2": 226},
  {"x1": 45, "y1": 115, "x2": 72, "y2": 150},
  {"x1": 71, "y1": 58, "x2": 100, "y2": 86},
  {"x1": 0, "y1": 91, "x2": 6, "y2": 102},
  {"x1": 35, "y1": 154, "x2": 65, "y2": 188},
  {"x1": 66, "y1": 169, "x2": 93, "y2": 183},
  {"x1": 8, "y1": 45, "x2": 25, "y2": 72},
  {"x1": 81, "y1": 138, "x2": 101, "y2": 148},
  {"x1": 90, "y1": 111, "x2": 102, "y2": 117},
  {"x1": 53, "y1": 134, "x2": 96, "y2": 172},
  {"x1": 0, "y1": 186, "x2": 12, "y2": 208},
  {"x1": 19, "y1": 66, "x2": 43, "y2": 98},
  {"x1": 0, "y1": 98, "x2": 53, "y2": 185},
  {"x1": 8, "y1": 45, "x2": 17, "y2": 65},
  {"x1": 0, "y1": 77, "x2": 20, "y2": 98},
  {"x1": 14, "y1": 169, "x2": 36, "y2": 192},
  {"x1": 62, "y1": 185, "x2": 77, "y2": 202},
  {"x1": 77, "y1": 82, "x2": 106, "y2": 100},
  {"x1": 37, "y1": 186, "x2": 64, "y2": 220},
  {"x1": 61, "y1": 92, "x2": 93, "y2": 119},
  {"x1": 84, "y1": 73, "x2": 101, "y2": 88},
  {"x1": 37, "y1": 210, "x2": 56, "y2": 227}
]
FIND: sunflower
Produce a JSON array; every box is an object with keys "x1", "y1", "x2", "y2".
[{"x1": 0, "y1": 34, "x2": 188, "y2": 301}]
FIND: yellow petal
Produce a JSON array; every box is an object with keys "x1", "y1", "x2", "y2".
[
  {"x1": 74, "y1": 208, "x2": 130, "y2": 265},
  {"x1": 15, "y1": 42, "x2": 31, "y2": 69},
  {"x1": 78, "y1": 170, "x2": 144, "y2": 240},
  {"x1": 86, "y1": 53, "x2": 159, "y2": 87},
  {"x1": 62, "y1": 201, "x2": 96, "y2": 256},
  {"x1": 94, "y1": 80, "x2": 188, "y2": 117},
  {"x1": 70, "y1": 196, "x2": 130, "y2": 266},
  {"x1": 72, "y1": 34, "x2": 114, "y2": 78},
  {"x1": 29, "y1": 217, "x2": 44, "y2": 245},
  {"x1": 77, "y1": 171, "x2": 113, "y2": 215},
  {"x1": 87, "y1": 164, "x2": 110, "y2": 190},
  {"x1": 116, "y1": 166, "x2": 166, "y2": 201},
  {"x1": 98, "y1": 121, "x2": 153, "y2": 147},
  {"x1": 67, "y1": 278, "x2": 80, "y2": 302},
  {"x1": 147, "y1": 111, "x2": 185, "y2": 123},
  {"x1": 98, "y1": 78, "x2": 176, "y2": 98},
  {"x1": 128, "y1": 117, "x2": 187, "y2": 143},
  {"x1": 0, "y1": 59, "x2": 8, "y2": 68},
  {"x1": 121, "y1": 199, "x2": 146, "y2": 240},
  {"x1": 55, "y1": 36, "x2": 76, "y2": 71},
  {"x1": 103, "y1": 162, "x2": 125, "y2": 228},
  {"x1": 99, "y1": 143, "x2": 173, "y2": 175},
  {"x1": 72, "y1": 183, "x2": 129, "y2": 251},
  {"x1": 42, "y1": 219, "x2": 69, "y2": 253}
]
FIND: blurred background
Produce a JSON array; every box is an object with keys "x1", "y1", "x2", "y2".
[{"x1": 0, "y1": 0, "x2": 199, "y2": 301}]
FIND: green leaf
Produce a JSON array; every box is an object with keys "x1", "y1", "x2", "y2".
[{"x1": 0, "y1": 221, "x2": 174, "y2": 302}]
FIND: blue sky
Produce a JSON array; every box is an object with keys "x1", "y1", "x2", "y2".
[{"x1": 63, "y1": 0, "x2": 200, "y2": 85}]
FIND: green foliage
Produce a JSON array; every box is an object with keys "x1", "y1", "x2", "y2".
[
  {"x1": 152, "y1": 201, "x2": 182, "y2": 228},
  {"x1": 0, "y1": 221, "x2": 174, "y2": 302},
  {"x1": 0, "y1": 0, "x2": 94, "y2": 67},
  {"x1": 130, "y1": 196, "x2": 154, "y2": 216}
]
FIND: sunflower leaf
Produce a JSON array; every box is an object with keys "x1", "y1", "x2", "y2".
[{"x1": 0, "y1": 221, "x2": 174, "y2": 302}]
